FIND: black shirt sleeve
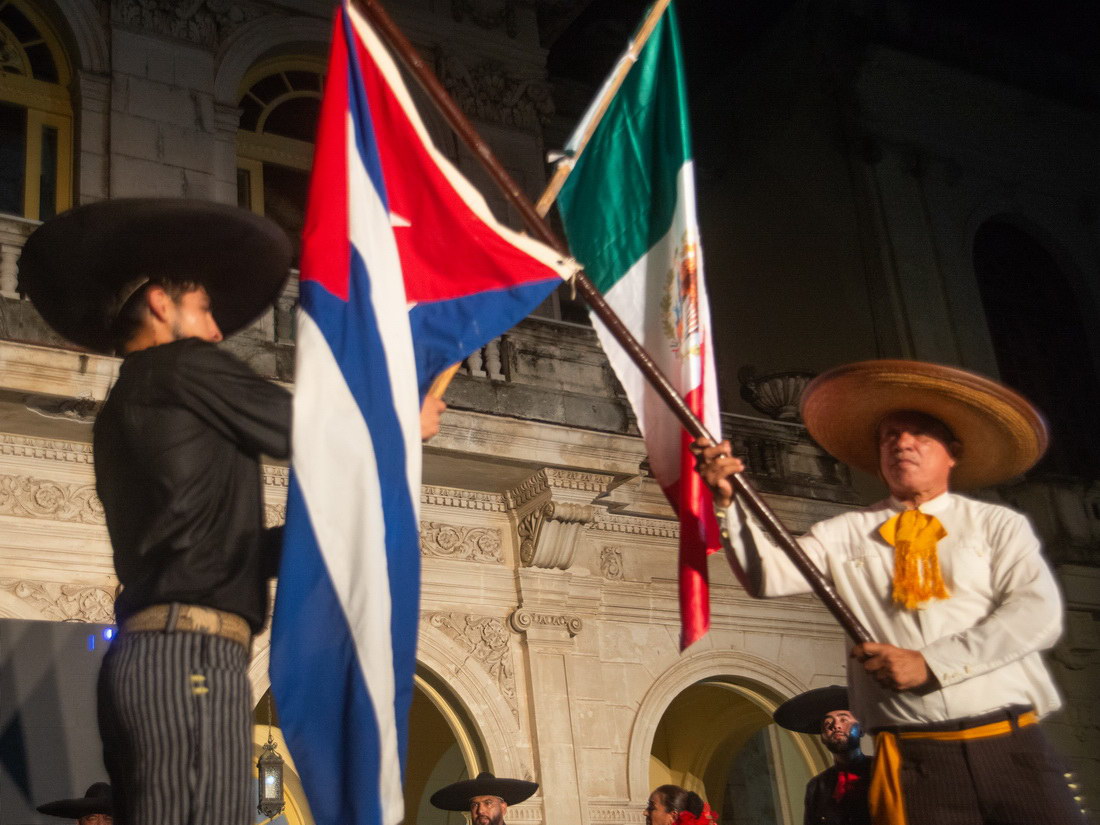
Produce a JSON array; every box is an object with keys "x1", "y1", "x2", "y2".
[{"x1": 171, "y1": 339, "x2": 291, "y2": 459}]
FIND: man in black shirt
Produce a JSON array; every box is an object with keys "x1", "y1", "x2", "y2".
[{"x1": 20, "y1": 199, "x2": 298, "y2": 825}]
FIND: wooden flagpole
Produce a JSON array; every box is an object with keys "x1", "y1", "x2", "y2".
[
  {"x1": 533, "y1": 0, "x2": 672, "y2": 218},
  {"x1": 351, "y1": 0, "x2": 874, "y2": 644}
]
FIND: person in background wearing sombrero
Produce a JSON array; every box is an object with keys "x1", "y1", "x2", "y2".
[
  {"x1": 430, "y1": 771, "x2": 538, "y2": 825},
  {"x1": 773, "y1": 686, "x2": 871, "y2": 825},
  {"x1": 694, "y1": 360, "x2": 1086, "y2": 825},
  {"x1": 17, "y1": 199, "x2": 445, "y2": 825},
  {"x1": 36, "y1": 782, "x2": 113, "y2": 825}
]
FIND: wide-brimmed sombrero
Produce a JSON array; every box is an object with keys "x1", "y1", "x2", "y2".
[
  {"x1": 430, "y1": 771, "x2": 538, "y2": 811},
  {"x1": 36, "y1": 782, "x2": 113, "y2": 818},
  {"x1": 18, "y1": 198, "x2": 292, "y2": 354},
  {"x1": 773, "y1": 685, "x2": 849, "y2": 735},
  {"x1": 800, "y1": 360, "x2": 1048, "y2": 489}
]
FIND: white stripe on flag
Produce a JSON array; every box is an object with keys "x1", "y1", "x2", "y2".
[
  {"x1": 292, "y1": 311, "x2": 406, "y2": 825},
  {"x1": 346, "y1": 111, "x2": 422, "y2": 503}
]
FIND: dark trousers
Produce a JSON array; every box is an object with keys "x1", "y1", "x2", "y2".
[
  {"x1": 888, "y1": 712, "x2": 1088, "y2": 825},
  {"x1": 98, "y1": 631, "x2": 252, "y2": 825}
]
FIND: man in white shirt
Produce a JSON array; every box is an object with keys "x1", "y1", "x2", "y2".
[{"x1": 696, "y1": 360, "x2": 1086, "y2": 825}]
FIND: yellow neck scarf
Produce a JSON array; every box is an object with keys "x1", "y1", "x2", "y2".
[{"x1": 878, "y1": 509, "x2": 949, "y2": 610}]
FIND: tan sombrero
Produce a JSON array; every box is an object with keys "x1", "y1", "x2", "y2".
[{"x1": 800, "y1": 360, "x2": 1048, "y2": 489}]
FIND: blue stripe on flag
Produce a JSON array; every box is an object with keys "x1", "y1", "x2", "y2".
[
  {"x1": 343, "y1": 8, "x2": 389, "y2": 212},
  {"x1": 271, "y1": 477, "x2": 385, "y2": 825},
  {"x1": 408, "y1": 279, "x2": 560, "y2": 394}
]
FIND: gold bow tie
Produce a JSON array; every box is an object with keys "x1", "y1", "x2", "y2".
[{"x1": 878, "y1": 509, "x2": 950, "y2": 609}]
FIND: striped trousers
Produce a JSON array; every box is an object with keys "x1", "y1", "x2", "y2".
[{"x1": 97, "y1": 631, "x2": 252, "y2": 825}]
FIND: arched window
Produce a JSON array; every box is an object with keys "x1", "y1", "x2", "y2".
[
  {"x1": 236, "y1": 57, "x2": 324, "y2": 264},
  {"x1": 650, "y1": 680, "x2": 822, "y2": 825},
  {"x1": 973, "y1": 220, "x2": 1100, "y2": 479},
  {"x1": 0, "y1": 0, "x2": 73, "y2": 220}
]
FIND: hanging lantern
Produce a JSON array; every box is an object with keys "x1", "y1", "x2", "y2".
[{"x1": 257, "y1": 734, "x2": 286, "y2": 818}]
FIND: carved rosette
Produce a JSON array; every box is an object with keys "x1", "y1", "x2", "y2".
[
  {"x1": 425, "y1": 611, "x2": 517, "y2": 719},
  {"x1": 0, "y1": 579, "x2": 115, "y2": 623},
  {"x1": 0, "y1": 474, "x2": 104, "y2": 524},
  {"x1": 420, "y1": 522, "x2": 504, "y2": 563},
  {"x1": 509, "y1": 608, "x2": 582, "y2": 637},
  {"x1": 599, "y1": 547, "x2": 625, "y2": 580}
]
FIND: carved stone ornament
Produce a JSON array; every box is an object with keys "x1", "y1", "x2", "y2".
[
  {"x1": 425, "y1": 611, "x2": 517, "y2": 719},
  {"x1": 509, "y1": 608, "x2": 582, "y2": 636},
  {"x1": 24, "y1": 394, "x2": 98, "y2": 422},
  {"x1": 451, "y1": 0, "x2": 517, "y2": 38},
  {"x1": 0, "y1": 579, "x2": 115, "y2": 623},
  {"x1": 516, "y1": 500, "x2": 594, "y2": 569},
  {"x1": 738, "y1": 366, "x2": 817, "y2": 422},
  {"x1": 438, "y1": 51, "x2": 553, "y2": 132},
  {"x1": 420, "y1": 522, "x2": 504, "y2": 563},
  {"x1": 599, "y1": 546, "x2": 624, "y2": 580},
  {"x1": 111, "y1": 0, "x2": 264, "y2": 48},
  {"x1": 0, "y1": 474, "x2": 104, "y2": 524}
]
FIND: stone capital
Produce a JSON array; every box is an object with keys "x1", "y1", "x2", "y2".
[{"x1": 504, "y1": 468, "x2": 612, "y2": 570}]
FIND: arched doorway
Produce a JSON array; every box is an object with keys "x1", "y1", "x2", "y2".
[
  {"x1": 649, "y1": 680, "x2": 824, "y2": 825},
  {"x1": 256, "y1": 668, "x2": 487, "y2": 825},
  {"x1": 972, "y1": 219, "x2": 1100, "y2": 479}
]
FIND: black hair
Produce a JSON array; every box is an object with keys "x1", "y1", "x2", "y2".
[
  {"x1": 109, "y1": 276, "x2": 203, "y2": 353},
  {"x1": 652, "y1": 786, "x2": 705, "y2": 818}
]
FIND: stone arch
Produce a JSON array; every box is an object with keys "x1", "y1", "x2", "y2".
[
  {"x1": 245, "y1": 618, "x2": 527, "y2": 780},
  {"x1": 213, "y1": 15, "x2": 331, "y2": 105},
  {"x1": 626, "y1": 648, "x2": 813, "y2": 803},
  {"x1": 45, "y1": 0, "x2": 109, "y2": 74}
]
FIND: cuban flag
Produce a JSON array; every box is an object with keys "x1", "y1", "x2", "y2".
[{"x1": 269, "y1": 5, "x2": 575, "y2": 825}]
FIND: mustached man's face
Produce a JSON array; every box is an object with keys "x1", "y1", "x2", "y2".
[
  {"x1": 470, "y1": 796, "x2": 507, "y2": 825},
  {"x1": 820, "y1": 710, "x2": 858, "y2": 754}
]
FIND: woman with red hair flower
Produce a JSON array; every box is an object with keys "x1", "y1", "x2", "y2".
[{"x1": 644, "y1": 785, "x2": 716, "y2": 825}]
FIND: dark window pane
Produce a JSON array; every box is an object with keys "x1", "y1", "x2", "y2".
[
  {"x1": 263, "y1": 97, "x2": 320, "y2": 142},
  {"x1": 0, "y1": 101, "x2": 27, "y2": 216},
  {"x1": 236, "y1": 167, "x2": 252, "y2": 210},
  {"x1": 238, "y1": 95, "x2": 262, "y2": 132},
  {"x1": 38, "y1": 124, "x2": 57, "y2": 219},
  {"x1": 0, "y1": 5, "x2": 37, "y2": 44},
  {"x1": 262, "y1": 163, "x2": 309, "y2": 266},
  {"x1": 25, "y1": 42, "x2": 58, "y2": 83},
  {"x1": 250, "y1": 73, "x2": 289, "y2": 105},
  {"x1": 283, "y1": 70, "x2": 320, "y2": 91}
]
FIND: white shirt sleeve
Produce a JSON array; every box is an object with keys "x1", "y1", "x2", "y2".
[
  {"x1": 919, "y1": 511, "x2": 1064, "y2": 688},
  {"x1": 720, "y1": 500, "x2": 832, "y2": 598}
]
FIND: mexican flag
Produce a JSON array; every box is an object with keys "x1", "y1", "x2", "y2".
[{"x1": 556, "y1": 2, "x2": 725, "y2": 649}]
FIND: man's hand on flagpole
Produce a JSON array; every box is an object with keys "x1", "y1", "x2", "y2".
[
  {"x1": 692, "y1": 438, "x2": 744, "y2": 509},
  {"x1": 421, "y1": 396, "x2": 446, "y2": 442}
]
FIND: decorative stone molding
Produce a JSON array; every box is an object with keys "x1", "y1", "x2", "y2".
[
  {"x1": 263, "y1": 503, "x2": 286, "y2": 528},
  {"x1": 599, "y1": 546, "x2": 625, "y2": 580},
  {"x1": 591, "y1": 513, "x2": 679, "y2": 539},
  {"x1": 111, "y1": 0, "x2": 265, "y2": 49},
  {"x1": 505, "y1": 469, "x2": 611, "y2": 570},
  {"x1": 509, "y1": 607, "x2": 582, "y2": 636},
  {"x1": 451, "y1": 0, "x2": 517, "y2": 38},
  {"x1": 0, "y1": 433, "x2": 94, "y2": 466},
  {"x1": 262, "y1": 465, "x2": 289, "y2": 488},
  {"x1": 0, "y1": 474, "x2": 104, "y2": 524},
  {"x1": 421, "y1": 485, "x2": 505, "y2": 512},
  {"x1": 421, "y1": 522, "x2": 504, "y2": 563},
  {"x1": 589, "y1": 807, "x2": 639, "y2": 824},
  {"x1": 438, "y1": 51, "x2": 553, "y2": 132},
  {"x1": 0, "y1": 579, "x2": 115, "y2": 623},
  {"x1": 424, "y1": 611, "x2": 517, "y2": 720}
]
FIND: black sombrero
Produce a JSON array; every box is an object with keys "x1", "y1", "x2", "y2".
[
  {"x1": 18, "y1": 198, "x2": 292, "y2": 354},
  {"x1": 773, "y1": 685, "x2": 849, "y2": 735},
  {"x1": 430, "y1": 771, "x2": 538, "y2": 811},
  {"x1": 36, "y1": 782, "x2": 113, "y2": 818}
]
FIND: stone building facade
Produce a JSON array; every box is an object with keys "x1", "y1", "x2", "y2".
[{"x1": 1, "y1": 1, "x2": 1097, "y2": 824}]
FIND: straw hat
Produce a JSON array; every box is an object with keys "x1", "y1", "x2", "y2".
[
  {"x1": 18, "y1": 198, "x2": 292, "y2": 354},
  {"x1": 430, "y1": 772, "x2": 538, "y2": 811},
  {"x1": 800, "y1": 360, "x2": 1048, "y2": 489},
  {"x1": 773, "y1": 685, "x2": 849, "y2": 735},
  {"x1": 36, "y1": 782, "x2": 113, "y2": 819}
]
